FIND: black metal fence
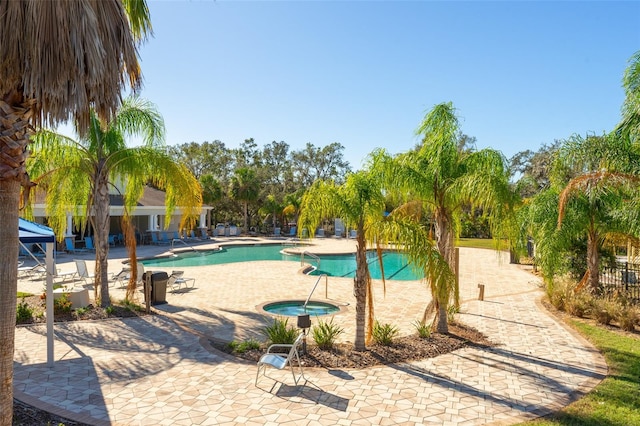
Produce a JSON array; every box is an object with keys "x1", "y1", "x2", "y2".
[{"x1": 599, "y1": 261, "x2": 640, "y2": 302}]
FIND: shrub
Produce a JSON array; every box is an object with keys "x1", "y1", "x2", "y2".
[
  {"x1": 616, "y1": 305, "x2": 638, "y2": 332},
  {"x1": 16, "y1": 298, "x2": 33, "y2": 323},
  {"x1": 105, "y1": 306, "x2": 115, "y2": 315},
  {"x1": 74, "y1": 307, "x2": 89, "y2": 316},
  {"x1": 121, "y1": 299, "x2": 143, "y2": 312},
  {"x1": 262, "y1": 317, "x2": 298, "y2": 344},
  {"x1": 565, "y1": 291, "x2": 592, "y2": 318},
  {"x1": 227, "y1": 339, "x2": 261, "y2": 354},
  {"x1": 54, "y1": 294, "x2": 73, "y2": 314},
  {"x1": 547, "y1": 279, "x2": 567, "y2": 311},
  {"x1": 413, "y1": 320, "x2": 431, "y2": 339},
  {"x1": 372, "y1": 320, "x2": 399, "y2": 346},
  {"x1": 447, "y1": 305, "x2": 459, "y2": 324},
  {"x1": 591, "y1": 298, "x2": 618, "y2": 326},
  {"x1": 312, "y1": 318, "x2": 344, "y2": 350}
]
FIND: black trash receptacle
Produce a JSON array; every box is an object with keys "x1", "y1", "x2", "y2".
[{"x1": 143, "y1": 271, "x2": 169, "y2": 305}]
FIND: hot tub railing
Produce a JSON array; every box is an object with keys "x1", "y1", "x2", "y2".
[{"x1": 304, "y1": 274, "x2": 328, "y2": 308}]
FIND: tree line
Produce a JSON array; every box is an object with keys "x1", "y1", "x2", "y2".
[{"x1": 167, "y1": 138, "x2": 351, "y2": 233}]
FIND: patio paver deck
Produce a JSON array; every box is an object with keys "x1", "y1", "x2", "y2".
[{"x1": 14, "y1": 241, "x2": 607, "y2": 425}]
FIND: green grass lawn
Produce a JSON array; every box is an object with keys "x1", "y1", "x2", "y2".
[
  {"x1": 456, "y1": 238, "x2": 499, "y2": 250},
  {"x1": 519, "y1": 320, "x2": 640, "y2": 425},
  {"x1": 17, "y1": 292, "x2": 33, "y2": 298}
]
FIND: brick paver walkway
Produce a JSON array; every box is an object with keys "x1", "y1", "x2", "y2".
[{"x1": 14, "y1": 242, "x2": 607, "y2": 425}]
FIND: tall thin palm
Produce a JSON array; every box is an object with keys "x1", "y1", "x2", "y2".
[
  {"x1": 372, "y1": 102, "x2": 513, "y2": 332},
  {"x1": 298, "y1": 171, "x2": 451, "y2": 351},
  {"x1": 28, "y1": 97, "x2": 202, "y2": 307},
  {"x1": 0, "y1": 1, "x2": 150, "y2": 422}
]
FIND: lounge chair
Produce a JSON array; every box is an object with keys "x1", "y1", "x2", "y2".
[
  {"x1": 256, "y1": 333, "x2": 305, "y2": 386},
  {"x1": 168, "y1": 270, "x2": 196, "y2": 291},
  {"x1": 112, "y1": 262, "x2": 145, "y2": 288},
  {"x1": 65, "y1": 237, "x2": 90, "y2": 254},
  {"x1": 229, "y1": 226, "x2": 238, "y2": 236},
  {"x1": 84, "y1": 236, "x2": 97, "y2": 252},
  {"x1": 150, "y1": 232, "x2": 170, "y2": 245},
  {"x1": 74, "y1": 259, "x2": 95, "y2": 285},
  {"x1": 18, "y1": 263, "x2": 46, "y2": 278},
  {"x1": 272, "y1": 227, "x2": 281, "y2": 237}
]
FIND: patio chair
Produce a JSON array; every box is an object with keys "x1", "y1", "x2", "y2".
[
  {"x1": 112, "y1": 262, "x2": 145, "y2": 288},
  {"x1": 255, "y1": 333, "x2": 305, "y2": 386},
  {"x1": 168, "y1": 270, "x2": 196, "y2": 291},
  {"x1": 84, "y1": 236, "x2": 97, "y2": 252},
  {"x1": 110, "y1": 267, "x2": 130, "y2": 288},
  {"x1": 150, "y1": 232, "x2": 170, "y2": 245},
  {"x1": 18, "y1": 263, "x2": 46, "y2": 278},
  {"x1": 65, "y1": 237, "x2": 90, "y2": 254},
  {"x1": 74, "y1": 259, "x2": 95, "y2": 285}
]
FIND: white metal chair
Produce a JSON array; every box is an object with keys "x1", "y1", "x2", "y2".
[
  {"x1": 74, "y1": 259, "x2": 95, "y2": 285},
  {"x1": 255, "y1": 333, "x2": 305, "y2": 386}
]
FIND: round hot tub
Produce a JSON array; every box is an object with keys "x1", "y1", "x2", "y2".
[{"x1": 259, "y1": 300, "x2": 345, "y2": 317}]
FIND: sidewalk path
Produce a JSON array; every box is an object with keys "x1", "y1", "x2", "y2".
[{"x1": 14, "y1": 245, "x2": 607, "y2": 425}]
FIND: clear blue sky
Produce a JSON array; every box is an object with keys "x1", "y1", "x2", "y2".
[{"x1": 133, "y1": 0, "x2": 640, "y2": 169}]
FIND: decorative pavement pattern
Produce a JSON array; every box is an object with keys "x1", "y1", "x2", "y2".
[{"x1": 14, "y1": 241, "x2": 607, "y2": 425}]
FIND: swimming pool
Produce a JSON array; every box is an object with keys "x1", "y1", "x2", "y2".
[{"x1": 141, "y1": 244, "x2": 422, "y2": 280}]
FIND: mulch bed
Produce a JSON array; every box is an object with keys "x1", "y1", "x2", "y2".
[{"x1": 211, "y1": 322, "x2": 496, "y2": 369}]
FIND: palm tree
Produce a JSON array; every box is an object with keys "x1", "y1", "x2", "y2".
[
  {"x1": 372, "y1": 102, "x2": 513, "y2": 332},
  {"x1": 0, "y1": 1, "x2": 150, "y2": 422},
  {"x1": 258, "y1": 194, "x2": 283, "y2": 233},
  {"x1": 298, "y1": 171, "x2": 451, "y2": 351},
  {"x1": 547, "y1": 133, "x2": 640, "y2": 291},
  {"x1": 616, "y1": 50, "x2": 640, "y2": 143},
  {"x1": 28, "y1": 97, "x2": 202, "y2": 307},
  {"x1": 230, "y1": 167, "x2": 260, "y2": 233}
]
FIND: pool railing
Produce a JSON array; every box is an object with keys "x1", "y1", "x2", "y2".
[
  {"x1": 300, "y1": 251, "x2": 320, "y2": 270},
  {"x1": 303, "y1": 274, "x2": 329, "y2": 308}
]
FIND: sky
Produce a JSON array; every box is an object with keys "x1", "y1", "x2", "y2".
[{"x1": 124, "y1": 0, "x2": 640, "y2": 169}]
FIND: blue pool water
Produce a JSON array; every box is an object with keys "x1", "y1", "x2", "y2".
[
  {"x1": 141, "y1": 244, "x2": 422, "y2": 280},
  {"x1": 262, "y1": 301, "x2": 340, "y2": 316},
  {"x1": 308, "y1": 252, "x2": 422, "y2": 280}
]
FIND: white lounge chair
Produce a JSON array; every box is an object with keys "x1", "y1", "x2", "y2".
[
  {"x1": 168, "y1": 270, "x2": 195, "y2": 291},
  {"x1": 256, "y1": 333, "x2": 305, "y2": 386},
  {"x1": 112, "y1": 262, "x2": 145, "y2": 288}
]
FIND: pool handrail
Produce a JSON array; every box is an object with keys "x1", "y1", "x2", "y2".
[
  {"x1": 303, "y1": 273, "x2": 328, "y2": 308},
  {"x1": 171, "y1": 238, "x2": 197, "y2": 252},
  {"x1": 300, "y1": 251, "x2": 320, "y2": 269}
]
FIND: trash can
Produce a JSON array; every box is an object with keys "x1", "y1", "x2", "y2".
[{"x1": 143, "y1": 271, "x2": 168, "y2": 305}]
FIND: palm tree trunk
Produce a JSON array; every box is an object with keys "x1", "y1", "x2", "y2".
[
  {"x1": 433, "y1": 207, "x2": 456, "y2": 326},
  {"x1": 0, "y1": 179, "x2": 20, "y2": 424},
  {"x1": 353, "y1": 232, "x2": 368, "y2": 351},
  {"x1": 0, "y1": 94, "x2": 34, "y2": 424},
  {"x1": 435, "y1": 304, "x2": 449, "y2": 333},
  {"x1": 587, "y1": 229, "x2": 600, "y2": 293},
  {"x1": 94, "y1": 171, "x2": 111, "y2": 307}
]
